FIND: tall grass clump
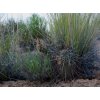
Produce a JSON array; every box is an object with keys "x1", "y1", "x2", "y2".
[
  {"x1": 49, "y1": 13, "x2": 99, "y2": 80},
  {"x1": 17, "y1": 20, "x2": 34, "y2": 51},
  {"x1": 18, "y1": 14, "x2": 47, "y2": 52},
  {"x1": 20, "y1": 51, "x2": 52, "y2": 80},
  {"x1": 28, "y1": 14, "x2": 47, "y2": 38},
  {"x1": 0, "y1": 35, "x2": 14, "y2": 80},
  {"x1": 28, "y1": 14, "x2": 47, "y2": 51},
  {"x1": 0, "y1": 17, "x2": 25, "y2": 80}
]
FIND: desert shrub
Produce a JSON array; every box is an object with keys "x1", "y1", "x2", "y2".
[{"x1": 49, "y1": 13, "x2": 99, "y2": 80}]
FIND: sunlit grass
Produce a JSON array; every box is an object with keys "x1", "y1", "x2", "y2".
[
  {"x1": 49, "y1": 13, "x2": 100, "y2": 80},
  {"x1": 49, "y1": 13, "x2": 99, "y2": 56}
]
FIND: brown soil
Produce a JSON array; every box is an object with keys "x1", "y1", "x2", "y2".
[{"x1": 0, "y1": 79, "x2": 100, "y2": 87}]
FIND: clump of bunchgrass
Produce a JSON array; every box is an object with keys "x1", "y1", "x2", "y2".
[
  {"x1": 49, "y1": 13, "x2": 99, "y2": 80},
  {"x1": 21, "y1": 51, "x2": 52, "y2": 80},
  {"x1": 28, "y1": 14, "x2": 47, "y2": 39}
]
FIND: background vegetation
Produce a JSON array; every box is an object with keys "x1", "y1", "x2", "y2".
[{"x1": 0, "y1": 13, "x2": 99, "y2": 81}]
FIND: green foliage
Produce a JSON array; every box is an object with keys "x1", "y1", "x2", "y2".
[
  {"x1": 18, "y1": 14, "x2": 47, "y2": 51},
  {"x1": 0, "y1": 33, "x2": 11, "y2": 54},
  {"x1": 28, "y1": 14, "x2": 47, "y2": 39},
  {"x1": 0, "y1": 13, "x2": 99, "y2": 81},
  {"x1": 4, "y1": 18, "x2": 17, "y2": 35},
  {"x1": 22, "y1": 51, "x2": 52, "y2": 80},
  {"x1": 49, "y1": 13, "x2": 99, "y2": 80},
  {"x1": 18, "y1": 20, "x2": 29, "y2": 41},
  {"x1": 0, "y1": 52, "x2": 18, "y2": 80},
  {"x1": 49, "y1": 13, "x2": 99, "y2": 55}
]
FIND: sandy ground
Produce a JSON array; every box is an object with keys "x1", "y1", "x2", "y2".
[{"x1": 0, "y1": 79, "x2": 100, "y2": 87}]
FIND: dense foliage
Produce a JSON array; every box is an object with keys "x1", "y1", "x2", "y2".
[{"x1": 0, "y1": 13, "x2": 99, "y2": 81}]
